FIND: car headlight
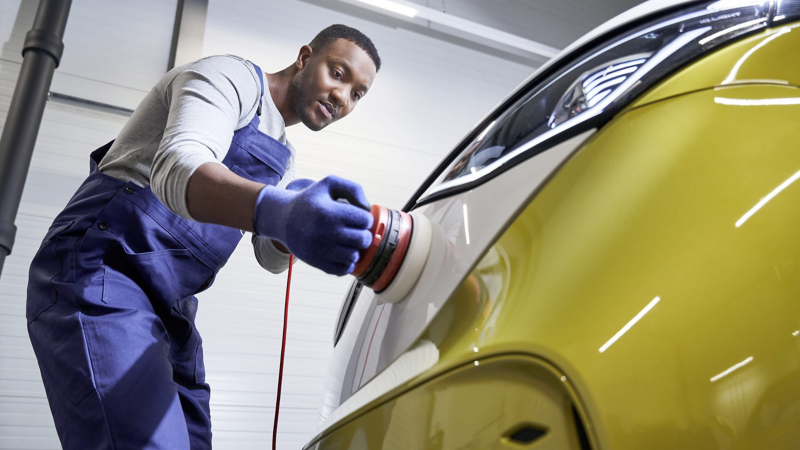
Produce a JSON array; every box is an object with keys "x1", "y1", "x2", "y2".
[{"x1": 416, "y1": 0, "x2": 799, "y2": 204}]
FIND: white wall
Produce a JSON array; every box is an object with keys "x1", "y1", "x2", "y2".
[
  {"x1": 0, "y1": 1, "x2": 177, "y2": 449},
  {"x1": 0, "y1": 0, "x2": 537, "y2": 449}
]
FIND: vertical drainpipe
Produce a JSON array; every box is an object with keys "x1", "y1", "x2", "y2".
[{"x1": 0, "y1": 0, "x2": 72, "y2": 276}]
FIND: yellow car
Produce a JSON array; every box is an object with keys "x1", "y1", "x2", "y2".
[{"x1": 308, "y1": 1, "x2": 800, "y2": 448}]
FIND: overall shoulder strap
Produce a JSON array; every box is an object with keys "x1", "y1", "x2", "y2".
[{"x1": 250, "y1": 61, "x2": 265, "y2": 116}]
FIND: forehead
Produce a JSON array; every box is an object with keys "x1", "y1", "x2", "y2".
[{"x1": 320, "y1": 38, "x2": 377, "y2": 89}]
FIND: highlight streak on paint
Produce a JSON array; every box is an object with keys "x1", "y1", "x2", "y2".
[
  {"x1": 462, "y1": 203, "x2": 471, "y2": 245},
  {"x1": 710, "y1": 356, "x2": 753, "y2": 382},
  {"x1": 715, "y1": 97, "x2": 800, "y2": 106},
  {"x1": 722, "y1": 27, "x2": 792, "y2": 84},
  {"x1": 599, "y1": 297, "x2": 660, "y2": 353},
  {"x1": 736, "y1": 169, "x2": 800, "y2": 227}
]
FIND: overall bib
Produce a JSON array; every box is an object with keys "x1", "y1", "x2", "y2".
[{"x1": 26, "y1": 64, "x2": 288, "y2": 449}]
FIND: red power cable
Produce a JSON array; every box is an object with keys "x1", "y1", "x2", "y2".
[{"x1": 273, "y1": 254, "x2": 293, "y2": 450}]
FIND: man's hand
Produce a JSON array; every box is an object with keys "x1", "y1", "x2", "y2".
[
  {"x1": 270, "y1": 178, "x2": 315, "y2": 254},
  {"x1": 185, "y1": 167, "x2": 371, "y2": 271},
  {"x1": 253, "y1": 176, "x2": 373, "y2": 275},
  {"x1": 286, "y1": 178, "x2": 315, "y2": 191}
]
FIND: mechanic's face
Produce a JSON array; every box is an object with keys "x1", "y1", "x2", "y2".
[{"x1": 291, "y1": 39, "x2": 377, "y2": 131}]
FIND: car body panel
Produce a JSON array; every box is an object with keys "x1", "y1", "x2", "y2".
[
  {"x1": 307, "y1": 81, "x2": 800, "y2": 449},
  {"x1": 317, "y1": 131, "x2": 596, "y2": 430},
  {"x1": 307, "y1": 356, "x2": 590, "y2": 450},
  {"x1": 422, "y1": 83, "x2": 800, "y2": 450},
  {"x1": 628, "y1": 23, "x2": 800, "y2": 109}
]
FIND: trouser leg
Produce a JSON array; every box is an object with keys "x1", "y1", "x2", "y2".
[
  {"x1": 167, "y1": 296, "x2": 212, "y2": 450},
  {"x1": 28, "y1": 275, "x2": 193, "y2": 449},
  {"x1": 176, "y1": 378, "x2": 212, "y2": 449},
  {"x1": 28, "y1": 305, "x2": 115, "y2": 449}
]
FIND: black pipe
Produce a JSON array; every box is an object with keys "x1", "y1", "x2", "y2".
[{"x1": 0, "y1": 0, "x2": 71, "y2": 276}]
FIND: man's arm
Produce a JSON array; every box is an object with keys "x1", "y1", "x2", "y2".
[
  {"x1": 186, "y1": 162, "x2": 288, "y2": 250},
  {"x1": 186, "y1": 162, "x2": 262, "y2": 232},
  {"x1": 151, "y1": 56, "x2": 261, "y2": 221},
  {"x1": 186, "y1": 162, "x2": 293, "y2": 273}
]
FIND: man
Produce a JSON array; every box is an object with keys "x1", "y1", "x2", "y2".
[{"x1": 26, "y1": 24, "x2": 380, "y2": 449}]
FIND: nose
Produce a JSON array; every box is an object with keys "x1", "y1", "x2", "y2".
[{"x1": 331, "y1": 87, "x2": 348, "y2": 111}]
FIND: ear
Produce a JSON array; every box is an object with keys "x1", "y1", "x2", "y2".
[{"x1": 296, "y1": 45, "x2": 313, "y2": 70}]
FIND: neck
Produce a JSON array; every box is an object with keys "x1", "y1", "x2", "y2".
[{"x1": 266, "y1": 66, "x2": 301, "y2": 127}]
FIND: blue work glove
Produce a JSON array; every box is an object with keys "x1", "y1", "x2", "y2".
[
  {"x1": 254, "y1": 175, "x2": 373, "y2": 276},
  {"x1": 285, "y1": 178, "x2": 315, "y2": 191}
]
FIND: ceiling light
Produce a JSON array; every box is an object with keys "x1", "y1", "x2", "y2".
[
  {"x1": 342, "y1": 0, "x2": 559, "y2": 59},
  {"x1": 355, "y1": 0, "x2": 417, "y2": 18}
]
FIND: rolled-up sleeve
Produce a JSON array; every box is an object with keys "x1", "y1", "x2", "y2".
[
  {"x1": 151, "y1": 56, "x2": 260, "y2": 220},
  {"x1": 252, "y1": 235, "x2": 298, "y2": 274},
  {"x1": 252, "y1": 154, "x2": 297, "y2": 273}
]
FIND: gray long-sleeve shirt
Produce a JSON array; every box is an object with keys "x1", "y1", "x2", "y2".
[{"x1": 99, "y1": 55, "x2": 295, "y2": 273}]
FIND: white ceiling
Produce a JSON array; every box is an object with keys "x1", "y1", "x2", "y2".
[
  {"x1": 304, "y1": 0, "x2": 648, "y2": 65},
  {"x1": 406, "y1": 0, "x2": 647, "y2": 49}
]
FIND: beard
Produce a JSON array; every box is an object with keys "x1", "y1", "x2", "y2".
[{"x1": 290, "y1": 70, "x2": 325, "y2": 131}]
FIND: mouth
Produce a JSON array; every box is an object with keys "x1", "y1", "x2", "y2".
[{"x1": 319, "y1": 101, "x2": 335, "y2": 120}]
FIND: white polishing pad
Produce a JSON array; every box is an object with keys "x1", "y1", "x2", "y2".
[{"x1": 375, "y1": 211, "x2": 433, "y2": 304}]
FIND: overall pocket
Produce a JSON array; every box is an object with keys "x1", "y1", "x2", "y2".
[
  {"x1": 40, "y1": 221, "x2": 75, "y2": 249},
  {"x1": 28, "y1": 305, "x2": 97, "y2": 405},
  {"x1": 27, "y1": 221, "x2": 76, "y2": 323},
  {"x1": 228, "y1": 141, "x2": 286, "y2": 186},
  {"x1": 231, "y1": 164, "x2": 259, "y2": 182},
  {"x1": 111, "y1": 246, "x2": 213, "y2": 312}
]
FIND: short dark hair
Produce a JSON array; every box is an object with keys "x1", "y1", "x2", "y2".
[{"x1": 309, "y1": 24, "x2": 381, "y2": 72}]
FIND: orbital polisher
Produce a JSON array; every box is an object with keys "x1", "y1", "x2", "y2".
[
  {"x1": 272, "y1": 205, "x2": 434, "y2": 448},
  {"x1": 352, "y1": 205, "x2": 433, "y2": 303}
]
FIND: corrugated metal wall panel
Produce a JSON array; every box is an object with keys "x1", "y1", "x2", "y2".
[
  {"x1": 200, "y1": 0, "x2": 535, "y2": 448},
  {"x1": 0, "y1": 1, "x2": 175, "y2": 449},
  {"x1": 1, "y1": 0, "x2": 176, "y2": 109}
]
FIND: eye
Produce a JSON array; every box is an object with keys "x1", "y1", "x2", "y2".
[
  {"x1": 354, "y1": 91, "x2": 362, "y2": 101},
  {"x1": 333, "y1": 69, "x2": 342, "y2": 79}
]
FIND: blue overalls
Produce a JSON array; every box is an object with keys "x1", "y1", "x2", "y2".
[{"x1": 26, "y1": 64, "x2": 288, "y2": 449}]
